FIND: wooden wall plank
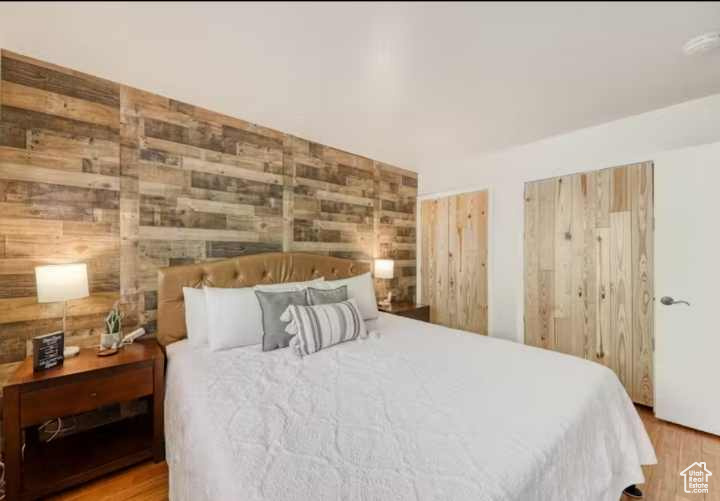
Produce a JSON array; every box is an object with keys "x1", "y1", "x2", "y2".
[
  {"x1": 524, "y1": 182, "x2": 540, "y2": 347},
  {"x1": 538, "y1": 270, "x2": 555, "y2": 350},
  {"x1": 631, "y1": 162, "x2": 654, "y2": 405},
  {"x1": 594, "y1": 228, "x2": 610, "y2": 367},
  {"x1": 537, "y1": 179, "x2": 555, "y2": 349},
  {"x1": 537, "y1": 179, "x2": 556, "y2": 271},
  {"x1": 595, "y1": 168, "x2": 610, "y2": 228},
  {"x1": 611, "y1": 166, "x2": 630, "y2": 213},
  {"x1": 570, "y1": 172, "x2": 597, "y2": 360},
  {"x1": 1, "y1": 106, "x2": 118, "y2": 142},
  {"x1": 1, "y1": 50, "x2": 120, "y2": 108},
  {"x1": 553, "y1": 176, "x2": 573, "y2": 353},
  {"x1": 447, "y1": 195, "x2": 459, "y2": 329},
  {"x1": 420, "y1": 200, "x2": 433, "y2": 312},
  {"x1": 435, "y1": 197, "x2": 450, "y2": 327},
  {"x1": 0, "y1": 163, "x2": 119, "y2": 191},
  {"x1": 609, "y1": 211, "x2": 633, "y2": 390},
  {"x1": 0, "y1": 124, "x2": 26, "y2": 149},
  {"x1": 2, "y1": 81, "x2": 119, "y2": 129}
]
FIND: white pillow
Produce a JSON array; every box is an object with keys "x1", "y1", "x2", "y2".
[
  {"x1": 183, "y1": 287, "x2": 208, "y2": 346},
  {"x1": 200, "y1": 278, "x2": 327, "y2": 352},
  {"x1": 313, "y1": 272, "x2": 378, "y2": 320},
  {"x1": 204, "y1": 286, "x2": 263, "y2": 351},
  {"x1": 254, "y1": 277, "x2": 324, "y2": 292}
]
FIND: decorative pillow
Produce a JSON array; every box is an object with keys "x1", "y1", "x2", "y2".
[
  {"x1": 283, "y1": 298, "x2": 367, "y2": 357},
  {"x1": 307, "y1": 285, "x2": 348, "y2": 305},
  {"x1": 255, "y1": 289, "x2": 308, "y2": 351},
  {"x1": 204, "y1": 286, "x2": 263, "y2": 351},
  {"x1": 183, "y1": 287, "x2": 208, "y2": 346},
  {"x1": 312, "y1": 272, "x2": 378, "y2": 320},
  {"x1": 254, "y1": 277, "x2": 324, "y2": 292}
]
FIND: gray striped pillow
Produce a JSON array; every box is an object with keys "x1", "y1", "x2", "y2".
[{"x1": 282, "y1": 298, "x2": 366, "y2": 357}]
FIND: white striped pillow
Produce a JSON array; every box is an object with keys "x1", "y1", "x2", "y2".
[{"x1": 282, "y1": 298, "x2": 366, "y2": 357}]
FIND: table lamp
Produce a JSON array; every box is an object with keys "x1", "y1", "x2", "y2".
[
  {"x1": 35, "y1": 263, "x2": 89, "y2": 334},
  {"x1": 374, "y1": 259, "x2": 395, "y2": 307}
]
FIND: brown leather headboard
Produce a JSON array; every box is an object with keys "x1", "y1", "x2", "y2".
[{"x1": 156, "y1": 252, "x2": 370, "y2": 346}]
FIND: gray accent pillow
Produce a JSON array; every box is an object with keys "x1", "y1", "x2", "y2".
[
  {"x1": 307, "y1": 285, "x2": 348, "y2": 305},
  {"x1": 255, "y1": 289, "x2": 308, "y2": 351}
]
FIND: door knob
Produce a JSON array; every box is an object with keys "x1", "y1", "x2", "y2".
[{"x1": 660, "y1": 296, "x2": 690, "y2": 306}]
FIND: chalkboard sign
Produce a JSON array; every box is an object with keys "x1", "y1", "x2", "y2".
[{"x1": 33, "y1": 331, "x2": 64, "y2": 372}]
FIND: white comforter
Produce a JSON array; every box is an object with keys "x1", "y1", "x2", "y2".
[{"x1": 165, "y1": 313, "x2": 656, "y2": 501}]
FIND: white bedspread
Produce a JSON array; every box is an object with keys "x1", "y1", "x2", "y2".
[{"x1": 165, "y1": 313, "x2": 655, "y2": 501}]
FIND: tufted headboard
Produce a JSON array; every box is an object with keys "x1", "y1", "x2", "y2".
[{"x1": 156, "y1": 252, "x2": 370, "y2": 346}]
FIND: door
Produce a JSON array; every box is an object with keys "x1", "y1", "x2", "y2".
[
  {"x1": 421, "y1": 197, "x2": 450, "y2": 326},
  {"x1": 654, "y1": 142, "x2": 720, "y2": 435},
  {"x1": 449, "y1": 191, "x2": 488, "y2": 334},
  {"x1": 523, "y1": 162, "x2": 654, "y2": 405},
  {"x1": 420, "y1": 190, "x2": 488, "y2": 334}
]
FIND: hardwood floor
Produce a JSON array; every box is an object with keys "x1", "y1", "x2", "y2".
[
  {"x1": 47, "y1": 461, "x2": 168, "y2": 501},
  {"x1": 49, "y1": 406, "x2": 720, "y2": 501},
  {"x1": 626, "y1": 406, "x2": 720, "y2": 501}
]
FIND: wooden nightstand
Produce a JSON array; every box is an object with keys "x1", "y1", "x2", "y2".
[
  {"x1": 2, "y1": 340, "x2": 164, "y2": 501},
  {"x1": 377, "y1": 303, "x2": 430, "y2": 322}
]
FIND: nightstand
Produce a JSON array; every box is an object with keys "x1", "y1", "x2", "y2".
[
  {"x1": 377, "y1": 302, "x2": 430, "y2": 322},
  {"x1": 2, "y1": 340, "x2": 164, "y2": 500}
]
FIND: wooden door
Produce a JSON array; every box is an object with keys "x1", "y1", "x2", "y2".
[
  {"x1": 421, "y1": 191, "x2": 488, "y2": 334},
  {"x1": 524, "y1": 162, "x2": 654, "y2": 405},
  {"x1": 421, "y1": 197, "x2": 449, "y2": 326}
]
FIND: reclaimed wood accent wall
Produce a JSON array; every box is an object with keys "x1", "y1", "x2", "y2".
[
  {"x1": 420, "y1": 190, "x2": 488, "y2": 334},
  {"x1": 523, "y1": 162, "x2": 654, "y2": 405},
  {"x1": 0, "y1": 50, "x2": 418, "y2": 379}
]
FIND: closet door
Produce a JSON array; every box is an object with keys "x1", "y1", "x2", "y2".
[
  {"x1": 449, "y1": 191, "x2": 488, "y2": 334},
  {"x1": 523, "y1": 162, "x2": 653, "y2": 405},
  {"x1": 421, "y1": 197, "x2": 449, "y2": 326},
  {"x1": 421, "y1": 191, "x2": 488, "y2": 334}
]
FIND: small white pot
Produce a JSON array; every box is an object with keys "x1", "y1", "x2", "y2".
[{"x1": 101, "y1": 331, "x2": 120, "y2": 349}]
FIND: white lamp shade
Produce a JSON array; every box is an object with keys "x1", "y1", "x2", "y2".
[
  {"x1": 35, "y1": 263, "x2": 89, "y2": 303},
  {"x1": 374, "y1": 259, "x2": 395, "y2": 279}
]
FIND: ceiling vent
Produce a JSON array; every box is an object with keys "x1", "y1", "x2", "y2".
[{"x1": 683, "y1": 32, "x2": 720, "y2": 55}]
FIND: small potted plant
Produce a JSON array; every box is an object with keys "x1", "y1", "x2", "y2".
[{"x1": 101, "y1": 302, "x2": 122, "y2": 349}]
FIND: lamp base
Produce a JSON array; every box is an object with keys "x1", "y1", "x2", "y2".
[{"x1": 378, "y1": 291, "x2": 393, "y2": 308}]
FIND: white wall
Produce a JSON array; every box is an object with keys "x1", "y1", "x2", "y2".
[{"x1": 418, "y1": 93, "x2": 720, "y2": 343}]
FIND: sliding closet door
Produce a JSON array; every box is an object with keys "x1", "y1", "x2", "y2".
[
  {"x1": 448, "y1": 192, "x2": 488, "y2": 334},
  {"x1": 421, "y1": 197, "x2": 450, "y2": 325},
  {"x1": 421, "y1": 191, "x2": 488, "y2": 334},
  {"x1": 524, "y1": 163, "x2": 653, "y2": 405}
]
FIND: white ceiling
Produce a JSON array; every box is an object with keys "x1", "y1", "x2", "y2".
[{"x1": 1, "y1": 2, "x2": 720, "y2": 177}]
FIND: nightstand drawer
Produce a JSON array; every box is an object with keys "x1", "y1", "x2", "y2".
[{"x1": 20, "y1": 365, "x2": 153, "y2": 427}]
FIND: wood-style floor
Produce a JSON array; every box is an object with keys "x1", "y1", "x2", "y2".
[{"x1": 48, "y1": 406, "x2": 720, "y2": 501}]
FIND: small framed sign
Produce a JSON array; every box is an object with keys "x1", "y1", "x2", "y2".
[{"x1": 33, "y1": 331, "x2": 64, "y2": 372}]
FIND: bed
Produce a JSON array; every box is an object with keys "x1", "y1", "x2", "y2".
[{"x1": 157, "y1": 253, "x2": 656, "y2": 501}]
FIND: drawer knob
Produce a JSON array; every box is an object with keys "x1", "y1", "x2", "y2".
[{"x1": 90, "y1": 392, "x2": 98, "y2": 398}]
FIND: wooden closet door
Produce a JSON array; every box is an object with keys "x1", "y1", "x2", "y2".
[
  {"x1": 523, "y1": 162, "x2": 654, "y2": 405},
  {"x1": 421, "y1": 191, "x2": 488, "y2": 333},
  {"x1": 421, "y1": 197, "x2": 449, "y2": 326},
  {"x1": 448, "y1": 191, "x2": 488, "y2": 334}
]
